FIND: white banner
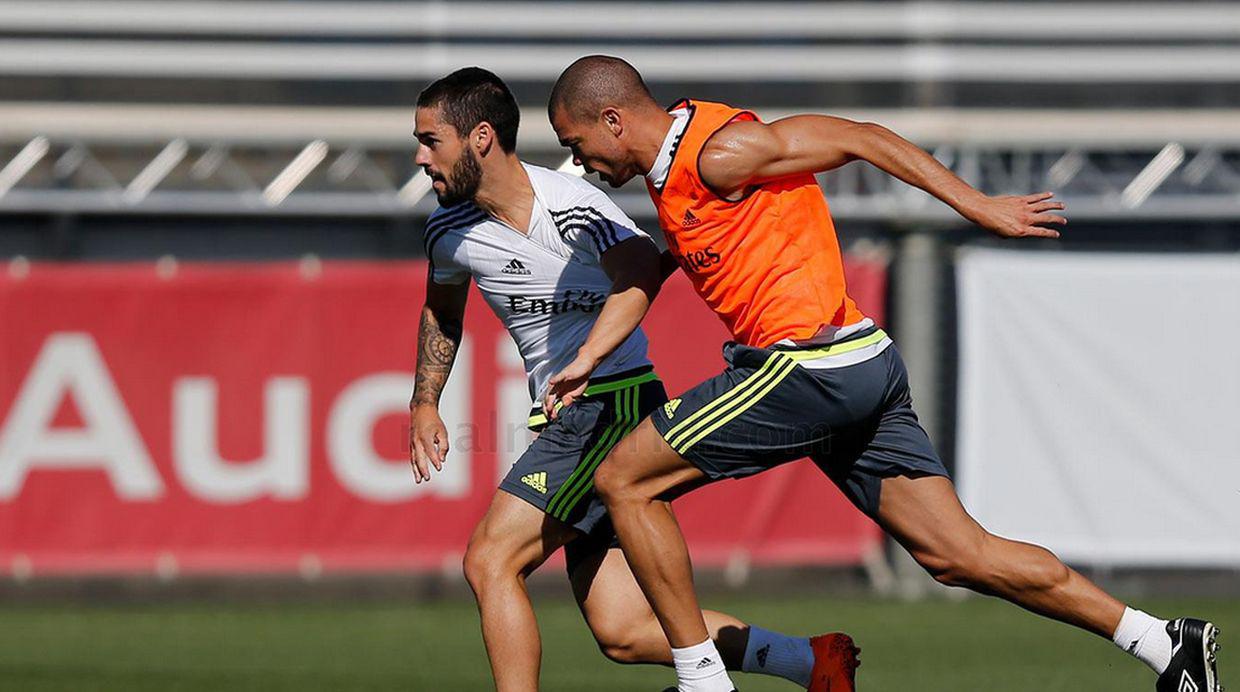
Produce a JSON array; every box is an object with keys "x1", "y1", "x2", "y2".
[{"x1": 957, "y1": 248, "x2": 1240, "y2": 566}]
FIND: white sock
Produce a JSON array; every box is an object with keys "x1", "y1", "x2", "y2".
[
  {"x1": 672, "y1": 638, "x2": 735, "y2": 692},
  {"x1": 741, "y1": 625, "x2": 815, "y2": 687},
  {"x1": 1112, "y1": 607, "x2": 1173, "y2": 674}
]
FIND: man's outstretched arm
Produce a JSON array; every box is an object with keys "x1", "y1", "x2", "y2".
[
  {"x1": 698, "y1": 115, "x2": 1066, "y2": 239},
  {"x1": 544, "y1": 236, "x2": 663, "y2": 417},
  {"x1": 409, "y1": 274, "x2": 468, "y2": 483}
]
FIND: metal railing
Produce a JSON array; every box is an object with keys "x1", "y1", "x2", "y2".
[{"x1": 4, "y1": 108, "x2": 1240, "y2": 220}]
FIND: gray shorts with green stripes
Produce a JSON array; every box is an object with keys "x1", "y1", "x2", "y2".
[
  {"x1": 650, "y1": 335, "x2": 948, "y2": 518},
  {"x1": 499, "y1": 367, "x2": 667, "y2": 570}
]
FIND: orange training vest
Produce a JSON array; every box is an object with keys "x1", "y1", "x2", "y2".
[{"x1": 644, "y1": 99, "x2": 867, "y2": 348}]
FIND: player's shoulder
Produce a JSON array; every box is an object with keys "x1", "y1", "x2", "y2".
[
  {"x1": 424, "y1": 201, "x2": 486, "y2": 257},
  {"x1": 426, "y1": 201, "x2": 486, "y2": 231},
  {"x1": 702, "y1": 118, "x2": 767, "y2": 158},
  {"x1": 526, "y1": 162, "x2": 605, "y2": 207}
]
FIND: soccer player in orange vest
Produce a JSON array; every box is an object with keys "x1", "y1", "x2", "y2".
[{"x1": 545, "y1": 56, "x2": 1220, "y2": 692}]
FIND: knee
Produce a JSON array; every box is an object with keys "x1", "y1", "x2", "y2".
[
  {"x1": 593, "y1": 456, "x2": 635, "y2": 508},
  {"x1": 911, "y1": 534, "x2": 993, "y2": 590},
  {"x1": 461, "y1": 541, "x2": 493, "y2": 593},
  {"x1": 589, "y1": 615, "x2": 651, "y2": 665},
  {"x1": 462, "y1": 535, "x2": 516, "y2": 593},
  {"x1": 595, "y1": 632, "x2": 644, "y2": 665},
  {"x1": 915, "y1": 534, "x2": 1070, "y2": 593},
  {"x1": 915, "y1": 549, "x2": 978, "y2": 589}
]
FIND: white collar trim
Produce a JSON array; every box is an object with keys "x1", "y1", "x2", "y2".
[{"x1": 645, "y1": 107, "x2": 690, "y2": 189}]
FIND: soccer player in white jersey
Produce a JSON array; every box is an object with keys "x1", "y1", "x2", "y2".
[{"x1": 408, "y1": 67, "x2": 855, "y2": 692}]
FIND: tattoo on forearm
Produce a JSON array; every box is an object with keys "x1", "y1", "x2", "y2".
[{"x1": 413, "y1": 308, "x2": 462, "y2": 406}]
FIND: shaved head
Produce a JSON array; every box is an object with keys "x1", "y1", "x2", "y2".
[
  {"x1": 548, "y1": 55, "x2": 658, "y2": 122},
  {"x1": 548, "y1": 55, "x2": 672, "y2": 188}
]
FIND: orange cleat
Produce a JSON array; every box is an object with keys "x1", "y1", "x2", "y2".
[{"x1": 807, "y1": 633, "x2": 860, "y2": 692}]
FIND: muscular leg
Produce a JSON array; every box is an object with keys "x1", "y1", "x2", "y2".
[
  {"x1": 592, "y1": 418, "x2": 716, "y2": 649},
  {"x1": 592, "y1": 422, "x2": 858, "y2": 691},
  {"x1": 570, "y1": 546, "x2": 750, "y2": 669},
  {"x1": 462, "y1": 490, "x2": 578, "y2": 692},
  {"x1": 877, "y1": 473, "x2": 1125, "y2": 637}
]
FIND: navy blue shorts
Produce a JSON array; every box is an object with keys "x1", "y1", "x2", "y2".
[
  {"x1": 649, "y1": 334, "x2": 948, "y2": 517},
  {"x1": 499, "y1": 367, "x2": 667, "y2": 572}
]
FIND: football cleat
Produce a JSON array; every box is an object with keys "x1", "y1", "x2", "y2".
[
  {"x1": 1156, "y1": 619, "x2": 1221, "y2": 692},
  {"x1": 808, "y1": 632, "x2": 860, "y2": 692}
]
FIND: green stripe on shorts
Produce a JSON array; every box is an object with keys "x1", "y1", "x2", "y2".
[
  {"x1": 664, "y1": 353, "x2": 798, "y2": 453},
  {"x1": 546, "y1": 384, "x2": 641, "y2": 522},
  {"x1": 671, "y1": 356, "x2": 797, "y2": 454}
]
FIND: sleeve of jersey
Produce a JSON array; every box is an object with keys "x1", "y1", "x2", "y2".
[
  {"x1": 422, "y1": 217, "x2": 470, "y2": 285},
  {"x1": 430, "y1": 249, "x2": 468, "y2": 285},
  {"x1": 550, "y1": 188, "x2": 651, "y2": 260}
]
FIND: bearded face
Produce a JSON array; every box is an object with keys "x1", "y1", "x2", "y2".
[
  {"x1": 414, "y1": 105, "x2": 487, "y2": 207},
  {"x1": 434, "y1": 145, "x2": 483, "y2": 206}
]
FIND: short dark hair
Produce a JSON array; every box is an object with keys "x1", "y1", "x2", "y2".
[{"x1": 417, "y1": 67, "x2": 520, "y2": 153}]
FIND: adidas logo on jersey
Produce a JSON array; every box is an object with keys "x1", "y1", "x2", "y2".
[
  {"x1": 681, "y1": 210, "x2": 702, "y2": 228},
  {"x1": 501, "y1": 258, "x2": 532, "y2": 275},
  {"x1": 663, "y1": 399, "x2": 681, "y2": 419},
  {"x1": 521, "y1": 471, "x2": 548, "y2": 494}
]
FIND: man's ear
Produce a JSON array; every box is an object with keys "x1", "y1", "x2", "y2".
[
  {"x1": 602, "y1": 107, "x2": 623, "y2": 137},
  {"x1": 474, "y1": 122, "x2": 496, "y2": 156}
]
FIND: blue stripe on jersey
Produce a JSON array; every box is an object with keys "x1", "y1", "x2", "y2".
[
  {"x1": 556, "y1": 220, "x2": 606, "y2": 254},
  {"x1": 427, "y1": 201, "x2": 481, "y2": 229},
  {"x1": 550, "y1": 207, "x2": 621, "y2": 253},
  {"x1": 553, "y1": 213, "x2": 610, "y2": 253},
  {"x1": 424, "y1": 203, "x2": 482, "y2": 246},
  {"x1": 425, "y1": 209, "x2": 487, "y2": 265}
]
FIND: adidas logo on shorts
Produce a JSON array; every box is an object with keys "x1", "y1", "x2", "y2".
[
  {"x1": 521, "y1": 471, "x2": 548, "y2": 494},
  {"x1": 501, "y1": 258, "x2": 532, "y2": 275},
  {"x1": 663, "y1": 399, "x2": 681, "y2": 419}
]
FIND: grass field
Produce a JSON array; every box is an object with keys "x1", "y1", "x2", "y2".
[{"x1": 1, "y1": 594, "x2": 1234, "y2": 691}]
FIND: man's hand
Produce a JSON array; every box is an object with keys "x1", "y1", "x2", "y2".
[
  {"x1": 962, "y1": 191, "x2": 1066, "y2": 239},
  {"x1": 409, "y1": 403, "x2": 450, "y2": 483},
  {"x1": 544, "y1": 353, "x2": 596, "y2": 420}
]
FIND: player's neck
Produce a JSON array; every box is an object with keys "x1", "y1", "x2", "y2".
[
  {"x1": 474, "y1": 155, "x2": 534, "y2": 234},
  {"x1": 634, "y1": 109, "x2": 675, "y2": 178}
]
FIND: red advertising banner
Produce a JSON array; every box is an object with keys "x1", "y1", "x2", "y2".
[{"x1": 0, "y1": 258, "x2": 886, "y2": 576}]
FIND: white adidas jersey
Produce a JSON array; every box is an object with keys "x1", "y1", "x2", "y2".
[{"x1": 424, "y1": 163, "x2": 655, "y2": 402}]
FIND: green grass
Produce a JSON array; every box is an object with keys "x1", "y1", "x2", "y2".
[{"x1": 0, "y1": 595, "x2": 1235, "y2": 691}]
